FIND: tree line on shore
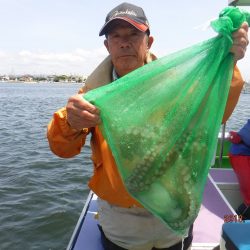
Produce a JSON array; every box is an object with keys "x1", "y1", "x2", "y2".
[
  {"x1": 1, "y1": 75, "x2": 250, "y2": 92},
  {"x1": 0, "y1": 74, "x2": 87, "y2": 83}
]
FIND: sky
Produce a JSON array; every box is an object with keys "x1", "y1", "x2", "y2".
[{"x1": 0, "y1": 0, "x2": 249, "y2": 80}]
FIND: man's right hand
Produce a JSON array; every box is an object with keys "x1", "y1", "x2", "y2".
[{"x1": 66, "y1": 94, "x2": 101, "y2": 131}]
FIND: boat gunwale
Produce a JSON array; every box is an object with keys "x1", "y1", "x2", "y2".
[{"x1": 66, "y1": 191, "x2": 94, "y2": 250}]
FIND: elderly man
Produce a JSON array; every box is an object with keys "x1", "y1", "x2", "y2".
[{"x1": 47, "y1": 2, "x2": 249, "y2": 250}]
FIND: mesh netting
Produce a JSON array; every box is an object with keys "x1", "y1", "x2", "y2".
[{"x1": 84, "y1": 7, "x2": 250, "y2": 235}]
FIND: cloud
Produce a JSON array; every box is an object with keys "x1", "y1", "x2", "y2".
[
  {"x1": 0, "y1": 51, "x2": 7, "y2": 57},
  {"x1": 1, "y1": 47, "x2": 249, "y2": 81},
  {"x1": 0, "y1": 47, "x2": 108, "y2": 75}
]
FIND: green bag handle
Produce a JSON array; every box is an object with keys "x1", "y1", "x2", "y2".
[{"x1": 211, "y1": 6, "x2": 250, "y2": 42}]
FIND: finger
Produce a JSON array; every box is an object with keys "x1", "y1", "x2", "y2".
[
  {"x1": 232, "y1": 32, "x2": 248, "y2": 46},
  {"x1": 68, "y1": 104, "x2": 100, "y2": 123},
  {"x1": 231, "y1": 24, "x2": 249, "y2": 61},
  {"x1": 67, "y1": 110, "x2": 101, "y2": 129},
  {"x1": 232, "y1": 26, "x2": 249, "y2": 43},
  {"x1": 241, "y1": 21, "x2": 249, "y2": 32},
  {"x1": 232, "y1": 22, "x2": 249, "y2": 36},
  {"x1": 230, "y1": 45, "x2": 246, "y2": 61},
  {"x1": 81, "y1": 96, "x2": 100, "y2": 115},
  {"x1": 81, "y1": 110, "x2": 101, "y2": 124},
  {"x1": 232, "y1": 37, "x2": 248, "y2": 49},
  {"x1": 67, "y1": 94, "x2": 100, "y2": 115}
]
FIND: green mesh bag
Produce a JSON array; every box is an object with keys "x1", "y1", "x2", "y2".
[{"x1": 85, "y1": 7, "x2": 250, "y2": 235}]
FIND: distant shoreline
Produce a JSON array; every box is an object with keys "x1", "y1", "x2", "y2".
[
  {"x1": 0, "y1": 74, "x2": 87, "y2": 84},
  {"x1": 1, "y1": 80, "x2": 249, "y2": 93},
  {"x1": 0, "y1": 80, "x2": 83, "y2": 84}
]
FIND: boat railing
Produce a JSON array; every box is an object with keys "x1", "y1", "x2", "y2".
[{"x1": 66, "y1": 191, "x2": 94, "y2": 250}]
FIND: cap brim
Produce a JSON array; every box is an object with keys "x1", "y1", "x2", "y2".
[{"x1": 99, "y1": 17, "x2": 149, "y2": 36}]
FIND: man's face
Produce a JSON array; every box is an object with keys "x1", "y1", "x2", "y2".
[{"x1": 104, "y1": 20, "x2": 153, "y2": 77}]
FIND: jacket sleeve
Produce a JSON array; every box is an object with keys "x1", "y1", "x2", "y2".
[
  {"x1": 222, "y1": 65, "x2": 244, "y2": 124},
  {"x1": 47, "y1": 86, "x2": 90, "y2": 158}
]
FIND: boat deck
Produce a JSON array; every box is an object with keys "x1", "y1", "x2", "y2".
[
  {"x1": 68, "y1": 168, "x2": 241, "y2": 250},
  {"x1": 192, "y1": 169, "x2": 239, "y2": 250}
]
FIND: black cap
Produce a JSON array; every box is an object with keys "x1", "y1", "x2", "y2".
[{"x1": 99, "y1": 2, "x2": 150, "y2": 36}]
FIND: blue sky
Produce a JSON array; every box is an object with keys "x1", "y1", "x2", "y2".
[{"x1": 0, "y1": 0, "x2": 249, "y2": 80}]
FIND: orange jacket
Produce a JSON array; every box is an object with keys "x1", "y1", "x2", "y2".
[{"x1": 47, "y1": 55, "x2": 244, "y2": 208}]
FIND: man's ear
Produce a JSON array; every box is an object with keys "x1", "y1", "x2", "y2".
[
  {"x1": 104, "y1": 39, "x2": 110, "y2": 52},
  {"x1": 147, "y1": 36, "x2": 154, "y2": 50}
]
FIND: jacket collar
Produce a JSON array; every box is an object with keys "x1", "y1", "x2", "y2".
[{"x1": 84, "y1": 52, "x2": 157, "y2": 92}]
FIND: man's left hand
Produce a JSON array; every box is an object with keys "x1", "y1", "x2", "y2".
[{"x1": 231, "y1": 22, "x2": 249, "y2": 62}]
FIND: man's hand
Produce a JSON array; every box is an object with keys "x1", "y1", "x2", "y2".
[
  {"x1": 231, "y1": 22, "x2": 249, "y2": 62},
  {"x1": 66, "y1": 94, "x2": 101, "y2": 131}
]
